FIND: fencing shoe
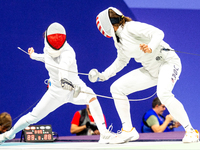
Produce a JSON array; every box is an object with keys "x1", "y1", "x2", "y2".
[
  {"x1": 109, "y1": 127, "x2": 139, "y2": 144},
  {"x1": 0, "y1": 132, "x2": 16, "y2": 144},
  {"x1": 98, "y1": 125, "x2": 115, "y2": 144},
  {"x1": 182, "y1": 129, "x2": 199, "y2": 143}
]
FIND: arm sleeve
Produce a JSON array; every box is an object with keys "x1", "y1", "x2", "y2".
[
  {"x1": 101, "y1": 51, "x2": 130, "y2": 80},
  {"x1": 127, "y1": 21, "x2": 164, "y2": 52},
  {"x1": 71, "y1": 111, "x2": 81, "y2": 126},
  {"x1": 31, "y1": 53, "x2": 45, "y2": 62},
  {"x1": 146, "y1": 115, "x2": 159, "y2": 127}
]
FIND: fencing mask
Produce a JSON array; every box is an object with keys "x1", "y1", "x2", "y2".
[
  {"x1": 45, "y1": 22, "x2": 66, "y2": 57},
  {"x1": 96, "y1": 7, "x2": 123, "y2": 38}
]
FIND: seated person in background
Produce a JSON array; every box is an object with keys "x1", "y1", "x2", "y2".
[
  {"x1": 141, "y1": 97, "x2": 181, "y2": 133},
  {"x1": 0, "y1": 112, "x2": 12, "y2": 134},
  {"x1": 70, "y1": 105, "x2": 107, "y2": 135}
]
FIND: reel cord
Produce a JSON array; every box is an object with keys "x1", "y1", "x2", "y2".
[
  {"x1": 162, "y1": 48, "x2": 200, "y2": 56},
  {"x1": 15, "y1": 46, "x2": 200, "y2": 120},
  {"x1": 18, "y1": 46, "x2": 200, "y2": 102}
]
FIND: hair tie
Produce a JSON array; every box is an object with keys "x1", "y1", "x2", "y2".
[{"x1": 121, "y1": 15, "x2": 124, "y2": 18}]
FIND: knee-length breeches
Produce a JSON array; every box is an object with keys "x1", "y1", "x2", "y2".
[
  {"x1": 23, "y1": 80, "x2": 96, "y2": 124},
  {"x1": 110, "y1": 60, "x2": 182, "y2": 104}
]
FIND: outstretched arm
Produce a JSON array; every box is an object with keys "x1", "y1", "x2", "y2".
[
  {"x1": 28, "y1": 47, "x2": 45, "y2": 62},
  {"x1": 88, "y1": 51, "x2": 130, "y2": 83}
]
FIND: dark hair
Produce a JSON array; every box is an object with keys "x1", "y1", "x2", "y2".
[
  {"x1": 108, "y1": 9, "x2": 132, "y2": 28},
  {"x1": 152, "y1": 97, "x2": 162, "y2": 108},
  {"x1": 0, "y1": 112, "x2": 12, "y2": 131}
]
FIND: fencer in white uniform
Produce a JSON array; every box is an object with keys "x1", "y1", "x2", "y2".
[
  {"x1": 0, "y1": 22, "x2": 112, "y2": 144},
  {"x1": 89, "y1": 7, "x2": 199, "y2": 144}
]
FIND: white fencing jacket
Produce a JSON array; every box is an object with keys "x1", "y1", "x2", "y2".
[
  {"x1": 102, "y1": 21, "x2": 180, "y2": 79},
  {"x1": 31, "y1": 41, "x2": 83, "y2": 86}
]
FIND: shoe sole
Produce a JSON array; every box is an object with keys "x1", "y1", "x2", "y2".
[
  {"x1": 109, "y1": 136, "x2": 134, "y2": 144},
  {"x1": 183, "y1": 140, "x2": 199, "y2": 143},
  {"x1": 124, "y1": 136, "x2": 134, "y2": 143}
]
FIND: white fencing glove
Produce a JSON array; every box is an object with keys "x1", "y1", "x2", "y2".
[
  {"x1": 88, "y1": 69, "x2": 106, "y2": 83},
  {"x1": 61, "y1": 78, "x2": 81, "y2": 98}
]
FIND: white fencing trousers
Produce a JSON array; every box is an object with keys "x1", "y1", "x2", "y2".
[
  {"x1": 157, "y1": 62, "x2": 191, "y2": 128},
  {"x1": 6, "y1": 83, "x2": 96, "y2": 138},
  {"x1": 110, "y1": 61, "x2": 191, "y2": 130},
  {"x1": 110, "y1": 67, "x2": 158, "y2": 131},
  {"x1": 6, "y1": 89, "x2": 67, "y2": 139}
]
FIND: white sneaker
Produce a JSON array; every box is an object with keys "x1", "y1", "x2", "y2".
[
  {"x1": 98, "y1": 125, "x2": 115, "y2": 144},
  {"x1": 129, "y1": 128, "x2": 140, "y2": 141},
  {"x1": 182, "y1": 129, "x2": 199, "y2": 143},
  {"x1": 109, "y1": 127, "x2": 139, "y2": 144},
  {"x1": 0, "y1": 132, "x2": 15, "y2": 144}
]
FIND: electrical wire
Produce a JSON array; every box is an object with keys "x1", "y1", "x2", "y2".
[
  {"x1": 9, "y1": 46, "x2": 199, "y2": 132},
  {"x1": 17, "y1": 47, "x2": 88, "y2": 76},
  {"x1": 162, "y1": 48, "x2": 200, "y2": 57}
]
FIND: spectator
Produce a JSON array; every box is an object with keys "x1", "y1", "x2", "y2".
[
  {"x1": 70, "y1": 105, "x2": 107, "y2": 135},
  {"x1": 141, "y1": 97, "x2": 181, "y2": 133},
  {"x1": 0, "y1": 112, "x2": 12, "y2": 134}
]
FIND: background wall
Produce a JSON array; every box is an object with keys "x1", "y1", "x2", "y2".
[{"x1": 0, "y1": 0, "x2": 199, "y2": 138}]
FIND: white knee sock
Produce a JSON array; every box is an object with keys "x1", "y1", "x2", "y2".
[
  {"x1": 6, "y1": 115, "x2": 30, "y2": 139},
  {"x1": 164, "y1": 98, "x2": 194, "y2": 131},
  {"x1": 89, "y1": 99, "x2": 107, "y2": 133},
  {"x1": 113, "y1": 94, "x2": 133, "y2": 131}
]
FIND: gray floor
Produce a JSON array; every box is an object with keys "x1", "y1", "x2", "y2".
[{"x1": 0, "y1": 141, "x2": 200, "y2": 150}]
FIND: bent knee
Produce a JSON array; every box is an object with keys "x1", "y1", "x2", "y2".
[{"x1": 110, "y1": 82, "x2": 123, "y2": 94}]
